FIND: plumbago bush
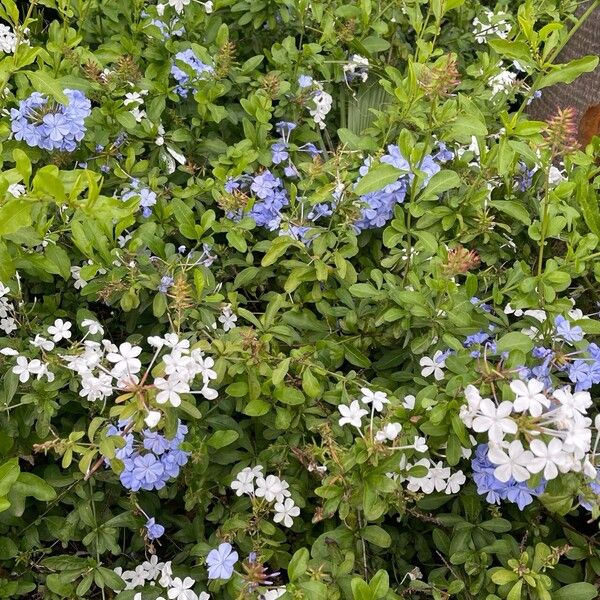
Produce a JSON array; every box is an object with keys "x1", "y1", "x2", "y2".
[{"x1": 2, "y1": 0, "x2": 600, "y2": 598}]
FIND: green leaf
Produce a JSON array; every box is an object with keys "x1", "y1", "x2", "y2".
[
  {"x1": 274, "y1": 386, "x2": 305, "y2": 406},
  {"x1": 369, "y1": 570, "x2": 389, "y2": 599},
  {"x1": 344, "y1": 344, "x2": 371, "y2": 367},
  {"x1": 418, "y1": 170, "x2": 461, "y2": 200},
  {"x1": 362, "y1": 525, "x2": 391, "y2": 548},
  {"x1": 351, "y1": 577, "x2": 374, "y2": 600},
  {"x1": 553, "y1": 583, "x2": 598, "y2": 600},
  {"x1": 207, "y1": 429, "x2": 239, "y2": 449},
  {"x1": 23, "y1": 71, "x2": 68, "y2": 104},
  {"x1": 13, "y1": 472, "x2": 57, "y2": 501},
  {"x1": 287, "y1": 547, "x2": 309, "y2": 582},
  {"x1": 171, "y1": 199, "x2": 197, "y2": 239},
  {"x1": 0, "y1": 458, "x2": 19, "y2": 500},
  {"x1": 488, "y1": 39, "x2": 532, "y2": 62},
  {"x1": 0, "y1": 200, "x2": 32, "y2": 236},
  {"x1": 496, "y1": 331, "x2": 534, "y2": 354},
  {"x1": 537, "y1": 56, "x2": 599, "y2": 89},
  {"x1": 354, "y1": 164, "x2": 403, "y2": 196},
  {"x1": 243, "y1": 398, "x2": 270, "y2": 416},
  {"x1": 490, "y1": 200, "x2": 531, "y2": 225}
]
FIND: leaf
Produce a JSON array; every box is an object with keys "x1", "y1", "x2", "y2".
[
  {"x1": 243, "y1": 399, "x2": 270, "y2": 416},
  {"x1": 23, "y1": 71, "x2": 68, "y2": 104},
  {"x1": 575, "y1": 175, "x2": 600, "y2": 237},
  {"x1": 537, "y1": 55, "x2": 599, "y2": 89},
  {"x1": 488, "y1": 39, "x2": 532, "y2": 62},
  {"x1": 496, "y1": 331, "x2": 534, "y2": 354},
  {"x1": 369, "y1": 570, "x2": 389, "y2": 599},
  {"x1": 351, "y1": 577, "x2": 374, "y2": 600},
  {"x1": 553, "y1": 583, "x2": 598, "y2": 600},
  {"x1": 418, "y1": 170, "x2": 461, "y2": 200},
  {"x1": 490, "y1": 200, "x2": 531, "y2": 225},
  {"x1": 0, "y1": 458, "x2": 19, "y2": 499},
  {"x1": 274, "y1": 386, "x2": 305, "y2": 406},
  {"x1": 354, "y1": 164, "x2": 403, "y2": 196},
  {"x1": 207, "y1": 430, "x2": 239, "y2": 449},
  {"x1": 171, "y1": 199, "x2": 196, "y2": 239},
  {"x1": 362, "y1": 525, "x2": 391, "y2": 548},
  {"x1": 262, "y1": 237, "x2": 295, "y2": 266},
  {"x1": 0, "y1": 200, "x2": 32, "y2": 236},
  {"x1": 13, "y1": 472, "x2": 57, "y2": 501},
  {"x1": 287, "y1": 548, "x2": 309, "y2": 582},
  {"x1": 344, "y1": 343, "x2": 371, "y2": 367}
]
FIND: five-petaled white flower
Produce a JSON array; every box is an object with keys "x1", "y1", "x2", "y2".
[
  {"x1": 510, "y1": 378, "x2": 549, "y2": 417},
  {"x1": 528, "y1": 438, "x2": 566, "y2": 480},
  {"x1": 338, "y1": 400, "x2": 368, "y2": 428},
  {"x1": 47, "y1": 318, "x2": 72, "y2": 342},
  {"x1": 471, "y1": 399, "x2": 517, "y2": 443},
  {"x1": 419, "y1": 350, "x2": 447, "y2": 380},
  {"x1": 487, "y1": 440, "x2": 533, "y2": 483},
  {"x1": 273, "y1": 498, "x2": 300, "y2": 527},
  {"x1": 360, "y1": 387, "x2": 389, "y2": 412},
  {"x1": 168, "y1": 0, "x2": 190, "y2": 14}
]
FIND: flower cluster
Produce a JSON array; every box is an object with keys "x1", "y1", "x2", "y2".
[
  {"x1": 10, "y1": 89, "x2": 91, "y2": 151},
  {"x1": 457, "y1": 312, "x2": 600, "y2": 511},
  {"x1": 108, "y1": 419, "x2": 190, "y2": 491},
  {"x1": 405, "y1": 458, "x2": 466, "y2": 495},
  {"x1": 0, "y1": 283, "x2": 17, "y2": 335},
  {"x1": 115, "y1": 556, "x2": 209, "y2": 600},
  {"x1": 231, "y1": 465, "x2": 300, "y2": 528},
  {"x1": 343, "y1": 54, "x2": 370, "y2": 83},
  {"x1": 62, "y1": 332, "x2": 218, "y2": 420},
  {"x1": 171, "y1": 49, "x2": 214, "y2": 97},
  {"x1": 472, "y1": 9, "x2": 512, "y2": 44},
  {"x1": 121, "y1": 178, "x2": 157, "y2": 217},
  {"x1": 0, "y1": 23, "x2": 17, "y2": 54},
  {"x1": 353, "y1": 143, "x2": 451, "y2": 231}
]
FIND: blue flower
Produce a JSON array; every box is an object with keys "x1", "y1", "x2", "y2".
[
  {"x1": 133, "y1": 453, "x2": 165, "y2": 489},
  {"x1": 158, "y1": 276, "x2": 174, "y2": 294},
  {"x1": 298, "y1": 75, "x2": 313, "y2": 88},
  {"x1": 206, "y1": 542, "x2": 239, "y2": 580},
  {"x1": 145, "y1": 517, "x2": 165, "y2": 540},
  {"x1": 554, "y1": 315, "x2": 584, "y2": 344},
  {"x1": 171, "y1": 49, "x2": 214, "y2": 97},
  {"x1": 271, "y1": 142, "x2": 289, "y2": 164}
]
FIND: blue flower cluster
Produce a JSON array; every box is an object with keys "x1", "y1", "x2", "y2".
[
  {"x1": 107, "y1": 420, "x2": 190, "y2": 492},
  {"x1": 353, "y1": 143, "x2": 452, "y2": 232},
  {"x1": 121, "y1": 179, "x2": 157, "y2": 217},
  {"x1": 10, "y1": 89, "x2": 91, "y2": 152},
  {"x1": 145, "y1": 517, "x2": 165, "y2": 540},
  {"x1": 171, "y1": 49, "x2": 214, "y2": 97},
  {"x1": 472, "y1": 444, "x2": 546, "y2": 510},
  {"x1": 464, "y1": 329, "x2": 496, "y2": 358}
]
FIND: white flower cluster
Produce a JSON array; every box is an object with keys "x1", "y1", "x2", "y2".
[
  {"x1": 472, "y1": 10, "x2": 512, "y2": 44},
  {"x1": 461, "y1": 381, "x2": 598, "y2": 483},
  {"x1": 309, "y1": 88, "x2": 333, "y2": 129},
  {"x1": 343, "y1": 54, "x2": 369, "y2": 82},
  {"x1": 0, "y1": 24, "x2": 17, "y2": 54},
  {"x1": 163, "y1": 0, "x2": 212, "y2": 14},
  {"x1": 124, "y1": 89, "x2": 149, "y2": 123},
  {"x1": 115, "y1": 556, "x2": 209, "y2": 600},
  {"x1": 217, "y1": 304, "x2": 237, "y2": 332},
  {"x1": 231, "y1": 465, "x2": 300, "y2": 528},
  {"x1": 0, "y1": 283, "x2": 17, "y2": 334},
  {"x1": 488, "y1": 63, "x2": 517, "y2": 96},
  {"x1": 62, "y1": 332, "x2": 217, "y2": 420},
  {"x1": 405, "y1": 457, "x2": 466, "y2": 495}
]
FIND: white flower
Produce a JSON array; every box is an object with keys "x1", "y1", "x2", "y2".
[
  {"x1": 552, "y1": 387, "x2": 591, "y2": 417},
  {"x1": 413, "y1": 436, "x2": 428, "y2": 453},
  {"x1": 262, "y1": 588, "x2": 286, "y2": 600},
  {"x1": 231, "y1": 467, "x2": 256, "y2": 496},
  {"x1": 548, "y1": 166, "x2": 565, "y2": 185},
  {"x1": 489, "y1": 68, "x2": 517, "y2": 96},
  {"x1": 106, "y1": 342, "x2": 142, "y2": 376},
  {"x1": 203, "y1": 0, "x2": 214, "y2": 13},
  {"x1": 30, "y1": 335, "x2": 55, "y2": 351},
  {"x1": 0, "y1": 24, "x2": 17, "y2": 54},
  {"x1": 360, "y1": 387, "x2": 389, "y2": 412},
  {"x1": 168, "y1": 0, "x2": 190, "y2": 13},
  {"x1": 82, "y1": 319, "x2": 104, "y2": 335},
  {"x1": 487, "y1": 441, "x2": 533, "y2": 483},
  {"x1": 71, "y1": 266, "x2": 87, "y2": 289},
  {"x1": 12, "y1": 356, "x2": 41, "y2": 383},
  {"x1": 141, "y1": 554, "x2": 164, "y2": 580},
  {"x1": 445, "y1": 470, "x2": 466, "y2": 494},
  {"x1": 255, "y1": 475, "x2": 286, "y2": 503},
  {"x1": 7, "y1": 183, "x2": 25, "y2": 197},
  {"x1": 309, "y1": 90, "x2": 332, "y2": 129},
  {"x1": 338, "y1": 400, "x2": 368, "y2": 428},
  {"x1": 80, "y1": 373, "x2": 113, "y2": 401},
  {"x1": 0, "y1": 317, "x2": 17, "y2": 334},
  {"x1": 528, "y1": 438, "x2": 565, "y2": 480},
  {"x1": 0, "y1": 347, "x2": 18, "y2": 356},
  {"x1": 402, "y1": 394, "x2": 415, "y2": 409},
  {"x1": 145, "y1": 410, "x2": 162, "y2": 428},
  {"x1": 47, "y1": 318, "x2": 72, "y2": 342},
  {"x1": 168, "y1": 576, "x2": 197, "y2": 600},
  {"x1": 471, "y1": 399, "x2": 517, "y2": 443},
  {"x1": 156, "y1": 3, "x2": 167, "y2": 16},
  {"x1": 154, "y1": 376, "x2": 189, "y2": 407},
  {"x1": 510, "y1": 378, "x2": 549, "y2": 417},
  {"x1": 159, "y1": 561, "x2": 173, "y2": 587},
  {"x1": 375, "y1": 422, "x2": 402, "y2": 442},
  {"x1": 218, "y1": 306, "x2": 237, "y2": 332},
  {"x1": 419, "y1": 350, "x2": 446, "y2": 380},
  {"x1": 273, "y1": 498, "x2": 300, "y2": 527}
]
